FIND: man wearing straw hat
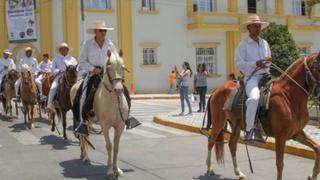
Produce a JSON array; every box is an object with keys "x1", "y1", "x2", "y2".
[
  {"x1": 46, "y1": 42, "x2": 77, "y2": 111},
  {"x1": 15, "y1": 47, "x2": 43, "y2": 99},
  {"x1": 235, "y1": 15, "x2": 272, "y2": 142},
  {"x1": 0, "y1": 49, "x2": 16, "y2": 95},
  {"x1": 74, "y1": 20, "x2": 119, "y2": 135}
]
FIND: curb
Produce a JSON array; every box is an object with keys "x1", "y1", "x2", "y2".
[{"x1": 153, "y1": 116, "x2": 315, "y2": 159}]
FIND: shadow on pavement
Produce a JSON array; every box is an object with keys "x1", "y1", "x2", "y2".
[
  {"x1": 0, "y1": 114, "x2": 15, "y2": 122},
  {"x1": 60, "y1": 159, "x2": 133, "y2": 180},
  {"x1": 40, "y1": 135, "x2": 73, "y2": 150},
  {"x1": 8, "y1": 123, "x2": 26, "y2": 132},
  {"x1": 193, "y1": 174, "x2": 236, "y2": 180}
]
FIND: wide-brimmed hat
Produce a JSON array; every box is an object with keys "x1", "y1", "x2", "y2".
[
  {"x1": 87, "y1": 20, "x2": 114, "y2": 34},
  {"x1": 25, "y1": 47, "x2": 33, "y2": 52},
  {"x1": 239, "y1": 15, "x2": 269, "y2": 33},
  {"x1": 56, "y1": 42, "x2": 71, "y2": 53},
  {"x1": 3, "y1": 49, "x2": 12, "y2": 55}
]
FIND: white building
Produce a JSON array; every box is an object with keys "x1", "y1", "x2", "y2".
[{"x1": 0, "y1": 0, "x2": 320, "y2": 93}]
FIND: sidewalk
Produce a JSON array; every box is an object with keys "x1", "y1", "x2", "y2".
[{"x1": 153, "y1": 102, "x2": 320, "y2": 159}]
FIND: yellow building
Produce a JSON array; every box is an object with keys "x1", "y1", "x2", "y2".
[{"x1": 1, "y1": 0, "x2": 320, "y2": 93}]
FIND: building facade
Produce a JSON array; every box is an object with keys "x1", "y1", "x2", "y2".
[{"x1": 1, "y1": 0, "x2": 320, "y2": 93}]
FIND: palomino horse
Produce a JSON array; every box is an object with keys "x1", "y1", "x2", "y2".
[
  {"x1": 71, "y1": 50, "x2": 129, "y2": 178},
  {"x1": 20, "y1": 64, "x2": 37, "y2": 129},
  {"x1": 49, "y1": 65, "x2": 77, "y2": 140},
  {"x1": 206, "y1": 52, "x2": 320, "y2": 180},
  {"x1": 2, "y1": 69, "x2": 19, "y2": 116}
]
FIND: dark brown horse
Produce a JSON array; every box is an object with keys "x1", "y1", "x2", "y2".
[
  {"x1": 206, "y1": 52, "x2": 320, "y2": 180},
  {"x1": 49, "y1": 65, "x2": 77, "y2": 140},
  {"x1": 40, "y1": 72, "x2": 54, "y2": 110},
  {"x1": 20, "y1": 64, "x2": 37, "y2": 129},
  {"x1": 2, "y1": 69, "x2": 19, "y2": 116}
]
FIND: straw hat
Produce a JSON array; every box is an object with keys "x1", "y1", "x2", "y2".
[
  {"x1": 239, "y1": 15, "x2": 269, "y2": 33},
  {"x1": 25, "y1": 47, "x2": 33, "y2": 52},
  {"x1": 3, "y1": 49, "x2": 12, "y2": 55},
  {"x1": 87, "y1": 20, "x2": 114, "y2": 34},
  {"x1": 56, "y1": 42, "x2": 71, "y2": 52}
]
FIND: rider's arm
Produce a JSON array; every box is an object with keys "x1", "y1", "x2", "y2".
[
  {"x1": 79, "y1": 41, "x2": 95, "y2": 73},
  {"x1": 51, "y1": 58, "x2": 60, "y2": 75},
  {"x1": 10, "y1": 59, "x2": 16, "y2": 70}
]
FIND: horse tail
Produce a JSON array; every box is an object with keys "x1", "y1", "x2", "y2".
[{"x1": 214, "y1": 130, "x2": 225, "y2": 164}]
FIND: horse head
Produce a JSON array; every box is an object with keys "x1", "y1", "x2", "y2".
[
  {"x1": 63, "y1": 63, "x2": 78, "y2": 88},
  {"x1": 105, "y1": 49, "x2": 125, "y2": 96},
  {"x1": 7, "y1": 69, "x2": 19, "y2": 82},
  {"x1": 20, "y1": 64, "x2": 33, "y2": 85},
  {"x1": 305, "y1": 51, "x2": 320, "y2": 98}
]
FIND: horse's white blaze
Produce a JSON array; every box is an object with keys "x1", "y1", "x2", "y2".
[
  {"x1": 127, "y1": 129, "x2": 166, "y2": 138},
  {"x1": 10, "y1": 131, "x2": 40, "y2": 145},
  {"x1": 142, "y1": 123, "x2": 191, "y2": 136}
]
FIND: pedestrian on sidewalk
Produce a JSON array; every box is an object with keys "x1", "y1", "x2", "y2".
[
  {"x1": 175, "y1": 62, "x2": 192, "y2": 116},
  {"x1": 193, "y1": 63, "x2": 207, "y2": 112},
  {"x1": 168, "y1": 70, "x2": 176, "y2": 94}
]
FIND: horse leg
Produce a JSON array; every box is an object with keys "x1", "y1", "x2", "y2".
[
  {"x1": 62, "y1": 111, "x2": 68, "y2": 140},
  {"x1": 113, "y1": 126, "x2": 125, "y2": 177},
  {"x1": 229, "y1": 122, "x2": 246, "y2": 179},
  {"x1": 275, "y1": 137, "x2": 286, "y2": 180},
  {"x1": 9, "y1": 101, "x2": 12, "y2": 117},
  {"x1": 293, "y1": 130, "x2": 320, "y2": 180},
  {"x1": 206, "y1": 120, "x2": 226, "y2": 176},
  {"x1": 101, "y1": 125, "x2": 113, "y2": 177},
  {"x1": 51, "y1": 113, "x2": 56, "y2": 132},
  {"x1": 15, "y1": 101, "x2": 18, "y2": 116},
  {"x1": 79, "y1": 135, "x2": 90, "y2": 163}
]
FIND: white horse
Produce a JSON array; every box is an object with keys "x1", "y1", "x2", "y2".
[{"x1": 71, "y1": 50, "x2": 129, "y2": 177}]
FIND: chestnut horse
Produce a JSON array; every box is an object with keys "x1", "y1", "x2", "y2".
[
  {"x1": 41, "y1": 72, "x2": 54, "y2": 110},
  {"x1": 20, "y1": 64, "x2": 37, "y2": 129},
  {"x1": 206, "y1": 53, "x2": 320, "y2": 180},
  {"x1": 49, "y1": 65, "x2": 77, "y2": 140},
  {"x1": 70, "y1": 50, "x2": 129, "y2": 178},
  {"x1": 2, "y1": 69, "x2": 19, "y2": 116}
]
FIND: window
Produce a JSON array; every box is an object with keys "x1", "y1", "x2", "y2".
[
  {"x1": 143, "y1": 48, "x2": 157, "y2": 65},
  {"x1": 292, "y1": 0, "x2": 306, "y2": 16},
  {"x1": 84, "y1": 0, "x2": 111, "y2": 9},
  {"x1": 193, "y1": 0, "x2": 216, "y2": 12},
  {"x1": 196, "y1": 48, "x2": 217, "y2": 74},
  {"x1": 299, "y1": 47, "x2": 311, "y2": 57},
  {"x1": 247, "y1": 0, "x2": 267, "y2": 13},
  {"x1": 142, "y1": 0, "x2": 156, "y2": 11}
]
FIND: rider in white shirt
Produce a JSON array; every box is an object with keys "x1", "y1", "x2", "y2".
[
  {"x1": 37, "y1": 53, "x2": 52, "y2": 83},
  {"x1": 0, "y1": 49, "x2": 16, "y2": 94},
  {"x1": 46, "y1": 43, "x2": 77, "y2": 111},
  {"x1": 15, "y1": 47, "x2": 43, "y2": 99}
]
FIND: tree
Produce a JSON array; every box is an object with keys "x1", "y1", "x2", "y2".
[{"x1": 260, "y1": 22, "x2": 300, "y2": 76}]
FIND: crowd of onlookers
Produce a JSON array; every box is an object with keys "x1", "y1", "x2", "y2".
[{"x1": 169, "y1": 62, "x2": 208, "y2": 116}]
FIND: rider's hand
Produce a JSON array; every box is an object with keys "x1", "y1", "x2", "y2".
[
  {"x1": 93, "y1": 67, "x2": 101, "y2": 75},
  {"x1": 256, "y1": 57, "x2": 272, "y2": 68}
]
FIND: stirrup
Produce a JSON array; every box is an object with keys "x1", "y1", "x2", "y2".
[
  {"x1": 200, "y1": 128, "x2": 210, "y2": 137},
  {"x1": 74, "y1": 123, "x2": 89, "y2": 136},
  {"x1": 244, "y1": 128, "x2": 265, "y2": 144},
  {"x1": 126, "y1": 116, "x2": 141, "y2": 129}
]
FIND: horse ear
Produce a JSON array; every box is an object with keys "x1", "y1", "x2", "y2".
[
  {"x1": 107, "y1": 50, "x2": 112, "y2": 58},
  {"x1": 119, "y1": 49, "x2": 123, "y2": 57}
]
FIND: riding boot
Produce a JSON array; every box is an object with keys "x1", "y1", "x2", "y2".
[
  {"x1": 244, "y1": 128, "x2": 265, "y2": 144},
  {"x1": 74, "y1": 121, "x2": 89, "y2": 136}
]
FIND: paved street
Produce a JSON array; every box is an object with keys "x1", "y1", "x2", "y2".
[{"x1": 0, "y1": 99, "x2": 315, "y2": 180}]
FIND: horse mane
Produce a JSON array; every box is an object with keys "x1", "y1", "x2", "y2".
[{"x1": 21, "y1": 64, "x2": 31, "y2": 72}]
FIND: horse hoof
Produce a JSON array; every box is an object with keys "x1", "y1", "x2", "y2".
[
  {"x1": 82, "y1": 158, "x2": 91, "y2": 165},
  {"x1": 307, "y1": 175, "x2": 313, "y2": 180},
  {"x1": 239, "y1": 176, "x2": 247, "y2": 180},
  {"x1": 206, "y1": 170, "x2": 215, "y2": 176},
  {"x1": 107, "y1": 172, "x2": 114, "y2": 178},
  {"x1": 114, "y1": 168, "x2": 124, "y2": 177}
]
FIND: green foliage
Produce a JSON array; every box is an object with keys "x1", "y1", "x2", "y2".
[{"x1": 260, "y1": 22, "x2": 300, "y2": 76}]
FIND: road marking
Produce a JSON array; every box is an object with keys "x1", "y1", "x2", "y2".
[
  {"x1": 10, "y1": 131, "x2": 40, "y2": 145},
  {"x1": 142, "y1": 123, "x2": 191, "y2": 136},
  {"x1": 126, "y1": 129, "x2": 166, "y2": 138}
]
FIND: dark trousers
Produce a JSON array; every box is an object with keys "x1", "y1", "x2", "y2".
[{"x1": 197, "y1": 86, "x2": 207, "y2": 111}]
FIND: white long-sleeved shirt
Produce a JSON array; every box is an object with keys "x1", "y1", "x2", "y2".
[
  {"x1": 0, "y1": 57, "x2": 16, "y2": 77},
  {"x1": 51, "y1": 54, "x2": 77, "y2": 75},
  {"x1": 18, "y1": 56, "x2": 38, "y2": 75},
  {"x1": 38, "y1": 60, "x2": 52, "y2": 73},
  {"x1": 78, "y1": 38, "x2": 118, "y2": 76},
  {"x1": 235, "y1": 36, "x2": 271, "y2": 76}
]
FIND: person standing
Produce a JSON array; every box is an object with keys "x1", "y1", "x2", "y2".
[
  {"x1": 193, "y1": 63, "x2": 207, "y2": 112},
  {"x1": 168, "y1": 70, "x2": 176, "y2": 94},
  {"x1": 175, "y1": 62, "x2": 192, "y2": 116},
  {"x1": 236, "y1": 15, "x2": 272, "y2": 141}
]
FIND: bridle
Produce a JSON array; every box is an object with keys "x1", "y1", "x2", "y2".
[
  {"x1": 102, "y1": 56, "x2": 125, "y2": 93},
  {"x1": 304, "y1": 56, "x2": 320, "y2": 98},
  {"x1": 63, "y1": 66, "x2": 77, "y2": 89}
]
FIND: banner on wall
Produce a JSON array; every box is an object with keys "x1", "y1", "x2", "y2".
[{"x1": 5, "y1": 0, "x2": 37, "y2": 43}]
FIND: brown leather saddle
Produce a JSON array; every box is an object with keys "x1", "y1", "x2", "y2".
[{"x1": 230, "y1": 74, "x2": 273, "y2": 122}]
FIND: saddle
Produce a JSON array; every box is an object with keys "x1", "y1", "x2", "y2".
[{"x1": 225, "y1": 74, "x2": 273, "y2": 126}]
